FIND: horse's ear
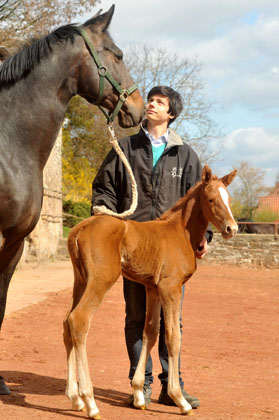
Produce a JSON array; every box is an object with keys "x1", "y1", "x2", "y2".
[
  {"x1": 0, "y1": 46, "x2": 10, "y2": 62},
  {"x1": 202, "y1": 165, "x2": 212, "y2": 184},
  {"x1": 84, "y1": 9, "x2": 103, "y2": 23},
  {"x1": 220, "y1": 169, "x2": 237, "y2": 187},
  {"x1": 85, "y1": 4, "x2": 115, "y2": 32}
]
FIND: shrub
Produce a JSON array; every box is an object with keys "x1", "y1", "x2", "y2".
[
  {"x1": 253, "y1": 209, "x2": 279, "y2": 222},
  {"x1": 63, "y1": 200, "x2": 91, "y2": 228}
]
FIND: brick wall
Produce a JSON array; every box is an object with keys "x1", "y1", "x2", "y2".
[{"x1": 201, "y1": 233, "x2": 279, "y2": 269}]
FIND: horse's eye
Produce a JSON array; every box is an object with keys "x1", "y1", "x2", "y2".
[
  {"x1": 208, "y1": 199, "x2": 213, "y2": 203},
  {"x1": 115, "y1": 53, "x2": 123, "y2": 62}
]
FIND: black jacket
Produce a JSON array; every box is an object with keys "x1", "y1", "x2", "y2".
[{"x1": 92, "y1": 126, "x2": 203, "y2": 222}]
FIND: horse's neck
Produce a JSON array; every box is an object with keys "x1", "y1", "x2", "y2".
[
  {"x1": 167, "y1": 183, "x2": 207, "y2": 251},
  {"x1": 1, "y1": 41, "x2": 79, "y2": 170},
  {"x1": 183, "y1": 184, "x2": 208, "y2": 250}
]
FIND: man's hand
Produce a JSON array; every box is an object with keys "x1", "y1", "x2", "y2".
[{"x1": 195, "y1": 237, "x2": 208, "y2": 259}]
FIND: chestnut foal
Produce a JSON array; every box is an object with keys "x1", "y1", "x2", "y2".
[{"x1": 63, "y1": 165, "x2": 238, "y2": 418}]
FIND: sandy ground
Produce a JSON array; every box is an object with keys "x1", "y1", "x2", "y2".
[{"x1": 0, "y1": 260, "x2": 279, "y2": 420}]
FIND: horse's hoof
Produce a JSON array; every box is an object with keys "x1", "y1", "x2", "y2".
[
  {"x1": 0, "y1": 377, "x2": 11, "y2": 395},
  {"x1": 92, "y1": 413, "x2": 101, "y2": 420}
]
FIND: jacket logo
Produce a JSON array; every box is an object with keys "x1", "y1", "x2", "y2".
[{"x1": 171, "y1": 167, "x2": 183, "y2": 178}]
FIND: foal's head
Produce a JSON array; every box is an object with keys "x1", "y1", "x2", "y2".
[{"x1": 201, "y1": 165, "x2": 238, "y2": 238}]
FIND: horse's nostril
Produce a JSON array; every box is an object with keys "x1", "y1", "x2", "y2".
[{"x1": 226, "y1": 226, "x2": 232, "y2": 234}]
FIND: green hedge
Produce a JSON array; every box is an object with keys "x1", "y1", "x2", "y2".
[{"x1": 63, "y1": 200, "x2": 91, "y2": 228}]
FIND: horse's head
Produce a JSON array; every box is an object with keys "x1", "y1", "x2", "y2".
[
  {"x1": 201, "y1": 165, "x2": 238, "y2": 239},
  {"x1": 76, "y1": 5, "x2": 144, "y2": 127}
]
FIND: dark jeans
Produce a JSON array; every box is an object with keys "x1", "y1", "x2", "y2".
[{"x1": 123, "y1": 278, "x2": 185, "y2": 389}]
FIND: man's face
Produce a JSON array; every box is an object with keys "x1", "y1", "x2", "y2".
[{"x1": 145, "y1": 94, "x2": 174, "y2": 126}]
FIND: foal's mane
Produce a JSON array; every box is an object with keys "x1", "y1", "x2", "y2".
[{"x1": 0, "y1": 24, "x2": 81, "y2": 86}]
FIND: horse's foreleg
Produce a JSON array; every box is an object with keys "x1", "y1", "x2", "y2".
[
  {"x1": 0, "y1": 240, "x2": 24, "y2": 395},
  {"x1": 132, "y1": 287, "x2": 160, "y2": 409},
  {"x1": 159, "y1": 282, "x2": 193, "y2": 416}
]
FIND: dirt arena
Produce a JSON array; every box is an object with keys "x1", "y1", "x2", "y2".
[{"x1": 0, "y1": 260, "x2": 278, "y2": 420}]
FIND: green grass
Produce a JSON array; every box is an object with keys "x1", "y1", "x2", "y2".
[{"x1": 63, "y1": 225, "x2": 71, "y2": 238}]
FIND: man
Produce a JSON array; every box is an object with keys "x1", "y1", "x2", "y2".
[{"x1": 91, "y1": 86, "x2": 211, "y2": 409}]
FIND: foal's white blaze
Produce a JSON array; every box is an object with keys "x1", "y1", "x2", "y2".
[{"x1": 218, "y1": 187, "x2": 234, "y2": 219}]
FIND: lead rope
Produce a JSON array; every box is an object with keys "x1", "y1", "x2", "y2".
[{"x1": 92, "y1": 124, "x2": 138, "y2": 219}]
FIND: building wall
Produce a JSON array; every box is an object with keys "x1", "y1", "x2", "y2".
[{"x1": 20, "y1": 130, "x2": 63, "y2": 264}]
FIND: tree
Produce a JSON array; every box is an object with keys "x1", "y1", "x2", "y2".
[
  {"x1": 124, "y1": 42, "x2": 221, "y2": 164},
  {"x1": 0, "y1": 0, "x2": 99, "y2": 49},
  {"x1": 62, "y1": 96, "x2": 113, "y2": 203},
  {"x1": 230, "y1": 161, "x2": 269, "y2": 219}
]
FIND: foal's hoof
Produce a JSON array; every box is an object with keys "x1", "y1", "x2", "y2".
[
  {"x1": 184, "y1": 409, "x2": 194, "y2": 416},
  {"x1": 72, "y1": 400, "x2": 85, "y2": 412}
]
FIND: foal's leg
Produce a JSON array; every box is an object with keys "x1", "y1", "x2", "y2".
[
  {"x1": 63, "y1": 270, "x2": 87, "y2": 412},
  {"x1": 68, "y1": 268, "x2": 120, "y2": 419},
  {"x1": 159, "y1": 281, "x2": 193, "y2": 415},
  {"x1": 132, "y1": 286, "x2": 161, "y2": 409}
]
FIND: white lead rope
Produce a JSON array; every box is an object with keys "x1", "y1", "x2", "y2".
[{"x1": 92, "y1": 124, "x2": 138, "y2": 219}]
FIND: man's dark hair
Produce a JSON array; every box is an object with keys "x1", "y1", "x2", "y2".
[{"x1": 147, "y1": 86, "x2": 183, "y2": 126}]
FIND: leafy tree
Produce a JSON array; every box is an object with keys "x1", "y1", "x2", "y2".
[
  {"x1": 230, "y1": 161, "x2": 269, "y2": 219},
  {"x1": 0, "y1": 0, "x2": 99, "y2": 48}
]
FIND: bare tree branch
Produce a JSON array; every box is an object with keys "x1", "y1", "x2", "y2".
[{"x1": 0, "y1": 0, "x2": 100, "y2": 49}]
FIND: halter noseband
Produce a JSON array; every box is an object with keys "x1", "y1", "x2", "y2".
[{"x1": 77, "y1": 27, "x2": 138, "y2": 124}]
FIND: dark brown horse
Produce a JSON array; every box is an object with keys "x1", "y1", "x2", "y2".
[
  {"x1": 64, "y1": 165, "x2": 238, "y2": 418},
  {"x1": 0, "y1": 5, "x2": 144, "y2": 394},
  {"x1": 237, "y1": 220, "x2": 277, "y2": 234}
]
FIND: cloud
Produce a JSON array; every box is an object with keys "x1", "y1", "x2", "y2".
[{"x1": 215, "y1": 127, "x2": 279, "y2": 185}]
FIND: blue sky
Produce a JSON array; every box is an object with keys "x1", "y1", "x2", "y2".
[{"x1": 79, "y1": 0, "x2": 279, "y2": 186}]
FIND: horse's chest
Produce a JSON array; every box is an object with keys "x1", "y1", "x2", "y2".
[{"x1": 0, "y1": 174, "x2": 42, "y2": 234}]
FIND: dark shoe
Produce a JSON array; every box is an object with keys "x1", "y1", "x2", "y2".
[
  {"x1": 127, "y1": 384, "x2": 152, "y2": 407},
  {"x1": 158, "y1": 387, "x2": 200, "y2": 409},
  {"x1": 0, "y1": 376, "x2": 11, "y2": 395}
]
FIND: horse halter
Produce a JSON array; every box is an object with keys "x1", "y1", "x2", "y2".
[{"x1": 77, "y1": 27, "x2": 138, "y2": 124}]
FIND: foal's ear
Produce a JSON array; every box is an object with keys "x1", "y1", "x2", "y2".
[
  {"x1": 85, "y1": 5, "x2": 115, "y2": 32},
  {"x1": 220, "y1": 169, "x2": 237, "y2": 186},
  {"x1": 0, "y1": 46, "x2": 10, "y2": 62},
  {"x1": 202, "y1": 165, "x2": 212, "y2": 184}
]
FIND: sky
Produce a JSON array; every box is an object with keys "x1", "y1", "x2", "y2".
[{"x1": 78, "y1": 0, "x2": 279, "y2": 186}]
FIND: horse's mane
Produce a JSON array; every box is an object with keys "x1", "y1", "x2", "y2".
[{"x1": 0, "y1": 24, "x2": 81, "y2": 86}]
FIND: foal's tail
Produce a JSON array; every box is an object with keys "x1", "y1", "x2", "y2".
[{"x1": 67, "y1": 220, "x2": 90, "y2": 287}]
